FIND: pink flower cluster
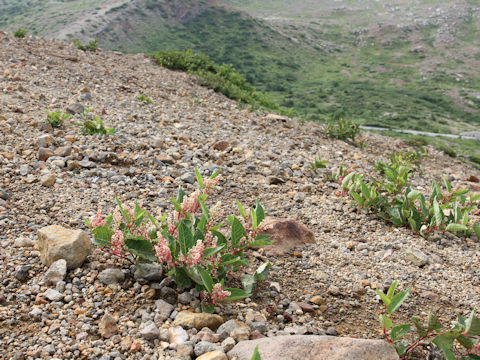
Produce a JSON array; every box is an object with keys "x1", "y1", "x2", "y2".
[
  {"x1": 178, "y1": 240, "x2": 205, "y2": 267},
  {"x1": 154, "y1": 236, "x2": 173, "y2": 267},
  {"x1": 110, "y1": 230, "x2": 125, "y2": 256},
  {"x1": 204, "y1": 176, "x2": 221, "y2": 194},
  {"x1": 210, "y1": 283, "x2": 231, "y2": 305},
  {"x1": 91, "y1": 208, "x2": 107, "y2": 228}
]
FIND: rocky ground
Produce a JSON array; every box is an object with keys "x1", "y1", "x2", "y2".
[{"x1": 1, "y1": 32, "x2": 480, "y2": 360}]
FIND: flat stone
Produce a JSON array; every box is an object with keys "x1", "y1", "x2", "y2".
[
  {"x1": 40, "y1": 173, "x2": 56, "y2": 187},
  {"x1": 195, "y1": 342, "x2": 223, "y2": 357},
  {"x1": 44, "y1": 288, "x2": 63, "y2": 302},
  {"x1": 66, "y1": 102, "x2": 84, "y2": 115},
  {"x1": 173, "y1": 311, "x2": 224, "y2": 331},
  {"x1": 38, "y1": 147, "x2": 54, "y2": 161},
  {"x1": 43, "y1": 259, "x2": 67, "y2": 286},
  {"x1": 406, "y1": 247, "x2": 429, "y2": 267},
  {"x1": 15, "y1": 265, "x2": 31, "y2": 282},
  {"x1": 54, "y1": 145, "x2": 72, "y2": 157},
  {"x1": 99, "y1": 312, "x2": 118, "y2": 338},
  {"x1": 227, "y1": 335, "x2": 399, "y2": 360},
  {"x1": 13, "y1": 237, "x2": 34, "y2": 247},
  {"x1": 196, "y1": 350, "x2": 227, "y2": 360},
  {"x1": 259, "y1": 218, "x2": 315, "y2": 256},
  {"x1": 155, "y1": 299, "x2": 174, "y2": 321},
  {"x1": 217, "y1": 319, "x2": 249, "y2": 340},
  {"x1": 37, "y1": 225, "x2": 92, "y2": 269},
  {"x1": 98, "y1": 268, "x2": 125, "y2": 285},
  {"x1": 134, "y1": 263, "x2": 163, "y2": 282},
  {"x1": 169, "y1": 326, "x2": 189, "y2": 346},
  {"x1": 139, "y1": 321, "x2": 160, "y2": 340},
  {"x1": 213, "y1": 140, "x2": 230, "y2": 151}
]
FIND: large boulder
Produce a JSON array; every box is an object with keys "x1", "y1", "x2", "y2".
[
  {"x1": 259, "y1": 218, "x2": 315, "y2": 256},
  {"x1": 227, "y1": 335, "x2": 399, "y2": 360},
  {"x1": 37, "y1": 225, "x2": 92, "y2": 269}
]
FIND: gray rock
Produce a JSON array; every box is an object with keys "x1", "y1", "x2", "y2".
[
  {"x1": 195, "y1": 341, "x2": 223, "y2": 357},
  {"x1": 13, "y1": 237, "x2": 34, "y2": 247},
  {"x1": 227, "y1": 335, "x2": 399, "y2": 360},
  {"x1": 38, "y1": 147, "x2": 54, "y2": 161},
  {"x1": 216, "y1": 319, "x2": 248, "y2": 341},
  {"x1": 40, "y1": 173, "x2": 56, "y2": 187},
  {"x1": 66, "y1": 102, "x2": 84, "y2": 115},
  {"x1": 134, "y1": 263, "x2": 163, "y2": 282},
  {"x1": 99, "y1": 312, "x2": 118, "y2": 338},
  {"x1": 37, "y1": 225, "x2": 92, "y2": 269},
  {"x1": 221, "y1": 337, "x2": 236, "y2": 353},
  {"x1": 406, "y1": 247, "x2": 429, "y2": 267},
  {"x1": 15, "y1": 265, "x2": 31, "y2": 282},
  {"x1": 29, "y1": 307, "x2": 43, "y2": 321},
  {"x1": 78, "y1": 159, "x2": 96, "y2": 168},
  {"x1": 139, "y1": 320, "x2": 160, "y2": 340},
  {"x1": 155, "y1": 299, "x2": 174, "y2": 321},
  {"x1": 19, "y1": 164, "x2": 29, "y2": 176},
  {"x1": 44, "y1": 288, "x2": 64, "y2": 302},
  {"x1": 98, "y1": 268, "x2": 125, "y2": 285},
  {"x1": 43, "y1": 259, "x2": 67, "y2": 286},
  {"x1": 178, "y1": 291, "x2": 193, "y2": 305},
  {"x1": 179, "y1": 172, "x2": 195, "y2": 184}
]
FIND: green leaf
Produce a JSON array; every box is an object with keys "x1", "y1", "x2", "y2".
[
  {"x1": 212, "y1": 230, "x2": 227, "y2": 246},
  {"x1": 222, "y1": 257, "x2": 249, "y2": 267},
  {"x1": 209, "y1": 168, "x2": 220, "y2": 179},
  {"x1": 433, "y1": 200, "x2": 443, "y2": 227},
  {"x1": 341, "y1": 172, "x2": 355, "y2": 189},
  {"x1": 379, "y1": 314, "x2": 393, "y2": 329},
  {"x1": 170, "y1": 198, "x2": 183, "y2": 213},
  {"x1": 473, "y1": 223, "x2": 480, "y2": 240},
  {"x1": 194, "y1": 167, "x2": 204, "y2": 189},
  {"x1": 251, "y1": 345, "x2": 261, "y2": 360},
  {"x1": 251, "y1": 207, "x2": 258, "y2": 231},
  {"x1": 223, "y1": 288, "x2": 251, "y2": 301},
  {"x1": 457, "y1": 335, "x2": 475, "y2": 349},
  {"x1": 427, "y1": 311, "x2": 443, "y2": 332},
  {"x1": 412, "y1": 317, "x2": 428, "y2": 337},
  {"x1": 241, "y1": 274, "x2": 256, "y2": 294},
  {"x1": 442, "y1": 175, "x2": 452, "y2": 192},
  {"x1": 201, "y1": 303, "x2": 215, "y2": 313},
  {"x1": 116, "y1": 197, "x2": 130, "y2": 223},
  {"x1": 407, "y1": 190, "x2": 422, "y2": 201},
  {"x1": 249, "y1": 234, "x2": 272, "y2": 248},
  {"x1": 236, "y1": 200, "x2": 247, "y2": 218},
  {"x1": 375, "y1": 289, "x2": 391, "y2": 306},
  {"x1": 391, "y1": 324, "x2": 411, "y2": 341},
  {"x1": 254, "y1": 262, "x2": 272, "y2": 281},
  {"x1": 445, "y1": 223, "x2": 468, "y2": 233},
  {"x1": 198, "y1": 268, "x2": 214, "y2": 294},
  {"x1": 231, "y1": 217, "x2": 246, "y2": 248},
  {"x1": 255, "y1": 200, "x2": 265, "y2": 225},
  {"x1": 124, "y1": 238, "x2": 156, "y2": 262},
  {"x1": 465, "y1": 310, "x2": 480, "y2": 336},
  {"x1": 432, "y1": 335, "x2": 456, "y2": 360},
  {"x1": 386, "y1": 280, "x2": 398, "y2": 299},
  {"x1": 408, "y1": 217, "x2": 417, "y2": 232},
  {"x1": 92, "y1": 226, "x2": 114, "y2": 246},
  {"x1": 176, "y1": 186, "x2": 186, "y2": 204},
  {"x1": 202, "y1": 245, "x2": 225, "y2": 258},
  {"x1": 350, "y1": 191, "x2": 364, "y2": 207},
  {"x1": 467, "y1": 355, "x2": 480, "y2": 360},
  {"x1": 178, "y1": 221, "x2": 193, "y2": 255},
  {"x1": 387, "y1": 286, "x2": 411, "y2": 314},
  {"x1": 394, "y1": 341, "x2": 408, "y2": 356}
]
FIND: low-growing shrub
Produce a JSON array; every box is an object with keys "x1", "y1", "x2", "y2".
[
  {"x1": 152, "y1": 49, "x2": 293, "y2": 116},
  {"x1": 14, "y1": 28, "x2": 26, "y2": 38},
  {"x1": 325, "y1": 118, "x2": 363, "y2": 147},
  {"x1": 77, "y1": 107, "x2": 115, "y2": 135},
  {"x1": 87, "y1": 169, "x2": 272, "y2": 311},
  {"x1": 136, "y1": 94, "x2": 154, "y2": 104},
  {"x1": 377, "y1": 280, "x2": 480, "y2": 359},
  {"x1": 437, "y1": 143, "x2": 457, "y2": 158},
  {"x1": 46, "y1": 110, "x2": 71, "y2": 128},
  {"x1": 339, "y1": 151, "x2": 480, "y2": 237},
  {"x1": 72, "y1": 39, "x2": 98, "y2": 52},
  {"x1": 309, "y1": 156, "x2": 328, "y2": 174}
]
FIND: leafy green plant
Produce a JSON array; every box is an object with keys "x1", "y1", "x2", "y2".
[
  {"x1": 72, "y1": 39, "x2": 98, "y2": 52},
  {"x1": 14, "y1": 28, "x2": 26, "y2": 38},
  {"x1": 251, "y1": 345, "x2": 261, "y2": 360},
  {"x1": 136, "y1": 94, "x2": 154, "y2": 104},
  {"x1": 437, "y1": 143, "x2": 457, "y2": 158},
  {"x1": 377, "y1": 280, "x2": 480, "y2": 359},
  {"x1": 46, "y1": 110, "x2": 71, "y2": 128},
  {"x1": 325, "y1": 118, "x2": 363, "y2": 147},
  {"x1": 86, "y1": 169, "x2": 272, "y2": 311},
  {"x1": 152, "y1": 49, "x2": 293, "y2": 116},
  {"x1": 309, "y1": 156, "x2": 328, "y2": 174},
  {"x1": 77, "y1": 107, "x2": 114, "y2": 135},
  {"x1": 340, "y1": 152, "x2": 480, "y2": 237}
]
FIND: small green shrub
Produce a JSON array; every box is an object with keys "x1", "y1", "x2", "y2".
[
  {"x1": 152, "y1": 49, "x2": 293, "y2": 116},
  {"x1": 325, "y1": 118, "x2": 363, "y2": 146},
  {"x1": 14, "y1": 29, "x2": 27, "y2": 38},
  {"x1": 46, "y1": 110, "x2": 71, "y2": 128},
  {"x1": 437, "y1": 143, "x2": 457, "y2": 158},
  {"x1": 86, "y1": 169, "x2": 272, "y2": 312},
  {"x1": 469, "y1": 155, "x2": 480, "y2": 165},
  {"x1": 72, "y1": 39, "x2": 98, "y2": 52},
  {"x1": 377, "y1": 280, "x2": 480, "y2": 359},
  {"x1": 340, "y1": 151, "x2": 480, "y2": 237},
  {"x1": 78, "y1": 107, "x2": 115, "y2": 135},
  {"x1": 136, "y1": 94, "x2": 154, "y2": 104},
  {"x1": 309, "y1": 156, "x2": 328, "y2": 174}
]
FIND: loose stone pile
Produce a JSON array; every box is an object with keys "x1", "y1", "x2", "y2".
[{"x1": 0, "y1": 32, "x2": 479, "y2": 359}]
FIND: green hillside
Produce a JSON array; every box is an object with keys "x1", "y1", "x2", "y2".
[{"x1": 2, "y1": 0, "x2": 480, "y2": 144}]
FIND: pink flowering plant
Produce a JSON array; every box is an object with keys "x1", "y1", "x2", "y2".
[{"x1": 86, "y1": 168, "x2": 272, "y2": 312}]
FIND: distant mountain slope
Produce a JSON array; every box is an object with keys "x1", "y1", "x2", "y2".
[{"x1": 1, "y1": 0, "x2": 480, "y2": 136}]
